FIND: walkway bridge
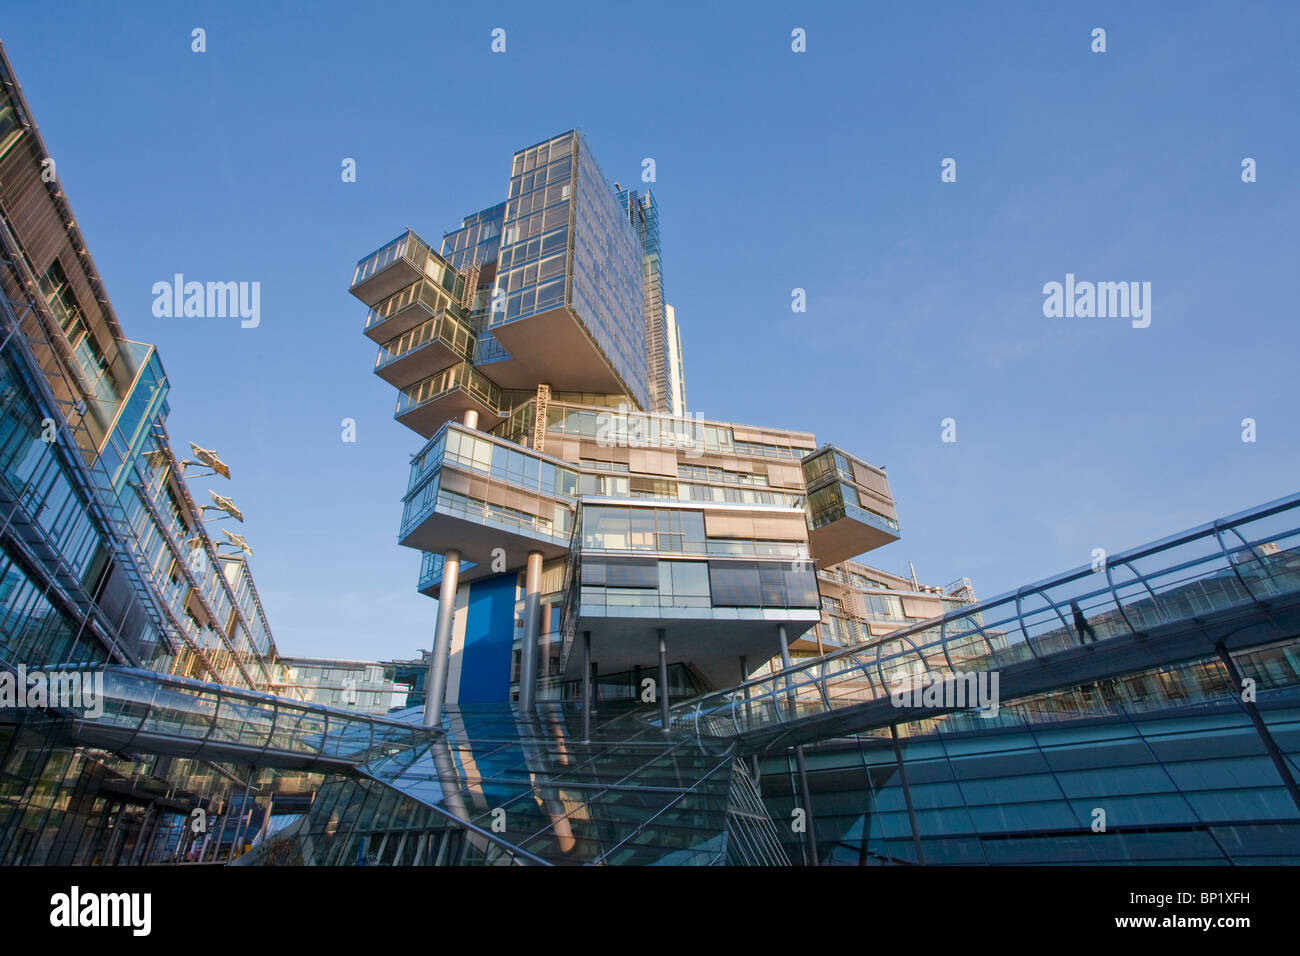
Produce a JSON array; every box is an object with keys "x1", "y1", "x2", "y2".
[
  {"x1": 666, "y1": 493, "x2": 1300, "y2": 754},
  {"x1": 28, "y1": 667, "x2": 785, "y2": 865}
]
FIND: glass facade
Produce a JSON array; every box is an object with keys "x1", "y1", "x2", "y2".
[
  {"x1": 440, "y1": 202, "x2": 505, "y2": 271},
  {"x1": 762, "y1": 656, "x2": 1300, "y2": 865},
  {"x1": 490, "y1": 133, "x2": 574, "y2": 327},
  {"x1": 0, "y1": 43, "x2": 297, "y2": 867},
  {"x1": 485, "y1": 132, "x2": 648, "y2": 409}
]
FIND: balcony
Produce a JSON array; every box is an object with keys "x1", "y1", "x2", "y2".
[
  {"x1": 350, "y1": 229, "x2": 462, "y2": 309},
  {"x1": 374, "y1": 309, "x2": 475, "y2": 388},
  {"x1": 362, "y1": 277, "x2": 463, "y2": 344},
  {"x1": 400, "y1": 423, "x2": 576, "y2": 574},
  {"x1": 394, "y1": 362, "x2": 504, "y2": 438}
]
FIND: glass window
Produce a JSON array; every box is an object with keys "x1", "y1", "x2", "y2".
[
  {"x1": 709, "y1": 561, "x2": 761, "y2": 607},
  {"x1": 606, "y1": 558, "x2": 657, "y2": 588},
  {"x1": 583, "y1": 506, "x2": 629, "y2": 550},
  {"x1": 758, "y1": 563, "x2": 786, "y2": 606},
  {"x1": 629, "y1": 509, "x2": 656, "y2": 550},
  {"x1": 659, "y1": 560, "x2": 711, "y2": 607},
  {"x1": 0, "y1": 86, "x2": 23, "y2": 157},
  {"x1": 672, "y1": 561, "x2": 710, "y2": 598},
  {"x1": 679, "y1": 510, "x2": 705, "y2": 549}
]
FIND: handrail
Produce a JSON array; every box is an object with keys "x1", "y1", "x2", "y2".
[
  {"x1": 67, "y1": 667, "x2": 433, "y2": 766},
  {"x1": 667, "y1": 492, "x2": 1300, "y2": 738}
]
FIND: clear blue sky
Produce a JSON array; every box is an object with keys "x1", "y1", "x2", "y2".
[{"x1": 3, "y1": 1, "x2": 1296, "y2": 661}]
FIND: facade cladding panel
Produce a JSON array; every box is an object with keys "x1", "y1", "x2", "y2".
[{"x1": 458, "y1": 571, "x2": 518, "y2": 703}]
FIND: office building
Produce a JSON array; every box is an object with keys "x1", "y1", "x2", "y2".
[
  {"x1": 0, "y1": 42, "x2": 293, "y2": 864},
  {"x1": 350, "y1": 129, "x2": 901, "y2": 722}
]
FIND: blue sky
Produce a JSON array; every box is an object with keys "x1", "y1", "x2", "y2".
[{"x1": 3, "y1": 1, "x2": 1297, "y2": 660}]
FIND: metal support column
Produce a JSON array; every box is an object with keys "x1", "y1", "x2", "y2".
[
  {"x1": 581, "y1": 630, "x2": 592, "y2": 742},
  {"x1": 229, "y1": 773, "x2": 255, "y2": 860},
  {"x1": 890, "y1": 724, "x2": 926, "y2": 865},
  {"x1": 657, "y1": 629, "x2": 670, "y2": 731},
  {"x1": 518, "y1": 550, "x2": 544, "y2": 711},
  {"x1": 425, "y1": 549, "x2": 461, "y2": 728},
  {"x1": 778, "y1": 624, "x2": 819, "y2": 865},
  {"x1": 740, "y1": 654, "x2": 752, "y2": 727},
  {"x1": 793, "y1": 745, "x2": 819, "y2": 866},
  {"x1": 209, "y1": 799, "x2": 230, "y2": 863},
  {"x1": 1217, "y1": 646, "x2": 1300, "y2": 814},
  {"x1": 129, "y1": 803, "x2": 156, "y2": 866}
]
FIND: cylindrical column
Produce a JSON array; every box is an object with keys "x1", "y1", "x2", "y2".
[
  {"x1": 657, "y1": 629, "x2": 670, "y2": 731},
  {"x1": 462, "y1": 409, "x2": 479, "y2": 430},
  {"x1": 130, "y1": 804, "x2": 156, "y2": 866},
  {"x1": 581, "y1": 630, "x2": 592, "y2": 741},
  {"x1": 209, "y1": 800, "x2": 230, "y2": 863},
  {"x1": 793, "y1": 745, "x2": 820, "y2": 866},
  {"x1": 740, "y1": 655, "x2": 751, "y2": 726},
  {"x1": 777, "y1": 624, "x2": 800, "y2": 725},
  {"x1": 424, "y1": 549, "x2": 461, "y2": 728},
  {"x1": 517, "y1": 551, "x2": 544, "y2": 711},
  {"x1": 777, "y1": 626, "x2": 819, "y2": 864},
  {"x1": 229, "y1": 777, "x2": 254, "y2": 860}
]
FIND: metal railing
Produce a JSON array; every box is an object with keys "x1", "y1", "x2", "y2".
[
  {"x1": 363, "y1": 275, "x2": 451, "y2": 335},
  {"x1": 395, "y1": 361, "x2": 502, "y2": 419},
  {"x1": 667, "y1": 493, "x2": 1300, "y2": 741},
  {"x1": 351, "y1": 229, "x2": 435, "y2": 290},
  {"x1": 374, "y1": 308, "x2": 475, "y2": 371},
  {"x1": 65, "y1": 667, "x2": 431, "y2": 770}
]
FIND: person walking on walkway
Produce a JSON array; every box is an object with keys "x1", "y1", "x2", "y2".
[{"x1": 1070, "y1": 598, "x2": 1098, "y2": 644}]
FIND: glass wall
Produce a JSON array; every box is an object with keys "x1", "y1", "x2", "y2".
[
  {"x1": 440, "y1": 202, "x2": 506, "y2": 271},
  {"x1": 490, "y1": 132, "x2": 574, "y2": 328},
  {"x1": 364, "y1": 278, "x2": 462, "y2": 337},
  {"x1": 488, "y1": 132, "x2": 648, "y2": 409},
  {"x1": 396, "y1": 362, "x2": 502, "y2": 417},
  {"x1": 762, "y1": 653, "x2": 1300, "y2": 865}
]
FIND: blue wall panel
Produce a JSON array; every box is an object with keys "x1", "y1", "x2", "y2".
[{"x1": 458, "y1": 572, "x2": 517, "y2": 703}]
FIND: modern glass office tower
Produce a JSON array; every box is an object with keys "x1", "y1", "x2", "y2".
[
  {"x1": 665, "y1": 304, "x2": 686, "y2": 417},
  {"x1": 616, "y1": 185, "x2": 671, "y2": 415},
  {"x1": 351, "y1": 129, "x2": 902, "y2": 724},
  {"x1": 0, "y1": 42, "x2": 293, "y2": 864}
]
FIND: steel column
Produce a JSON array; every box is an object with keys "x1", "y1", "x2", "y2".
[
  {"x1": 518, "y1": 550, "x2": 544, "y2": 711},
  {"x1": 581, "y1": 629, "x2": 592, "y2": 742},
  {"x1": 424, "y1": 549, "x2": 461, "y2": 728},
  {"x1": 657, "y1": 629, "x2": 670, "y2": 730}
]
